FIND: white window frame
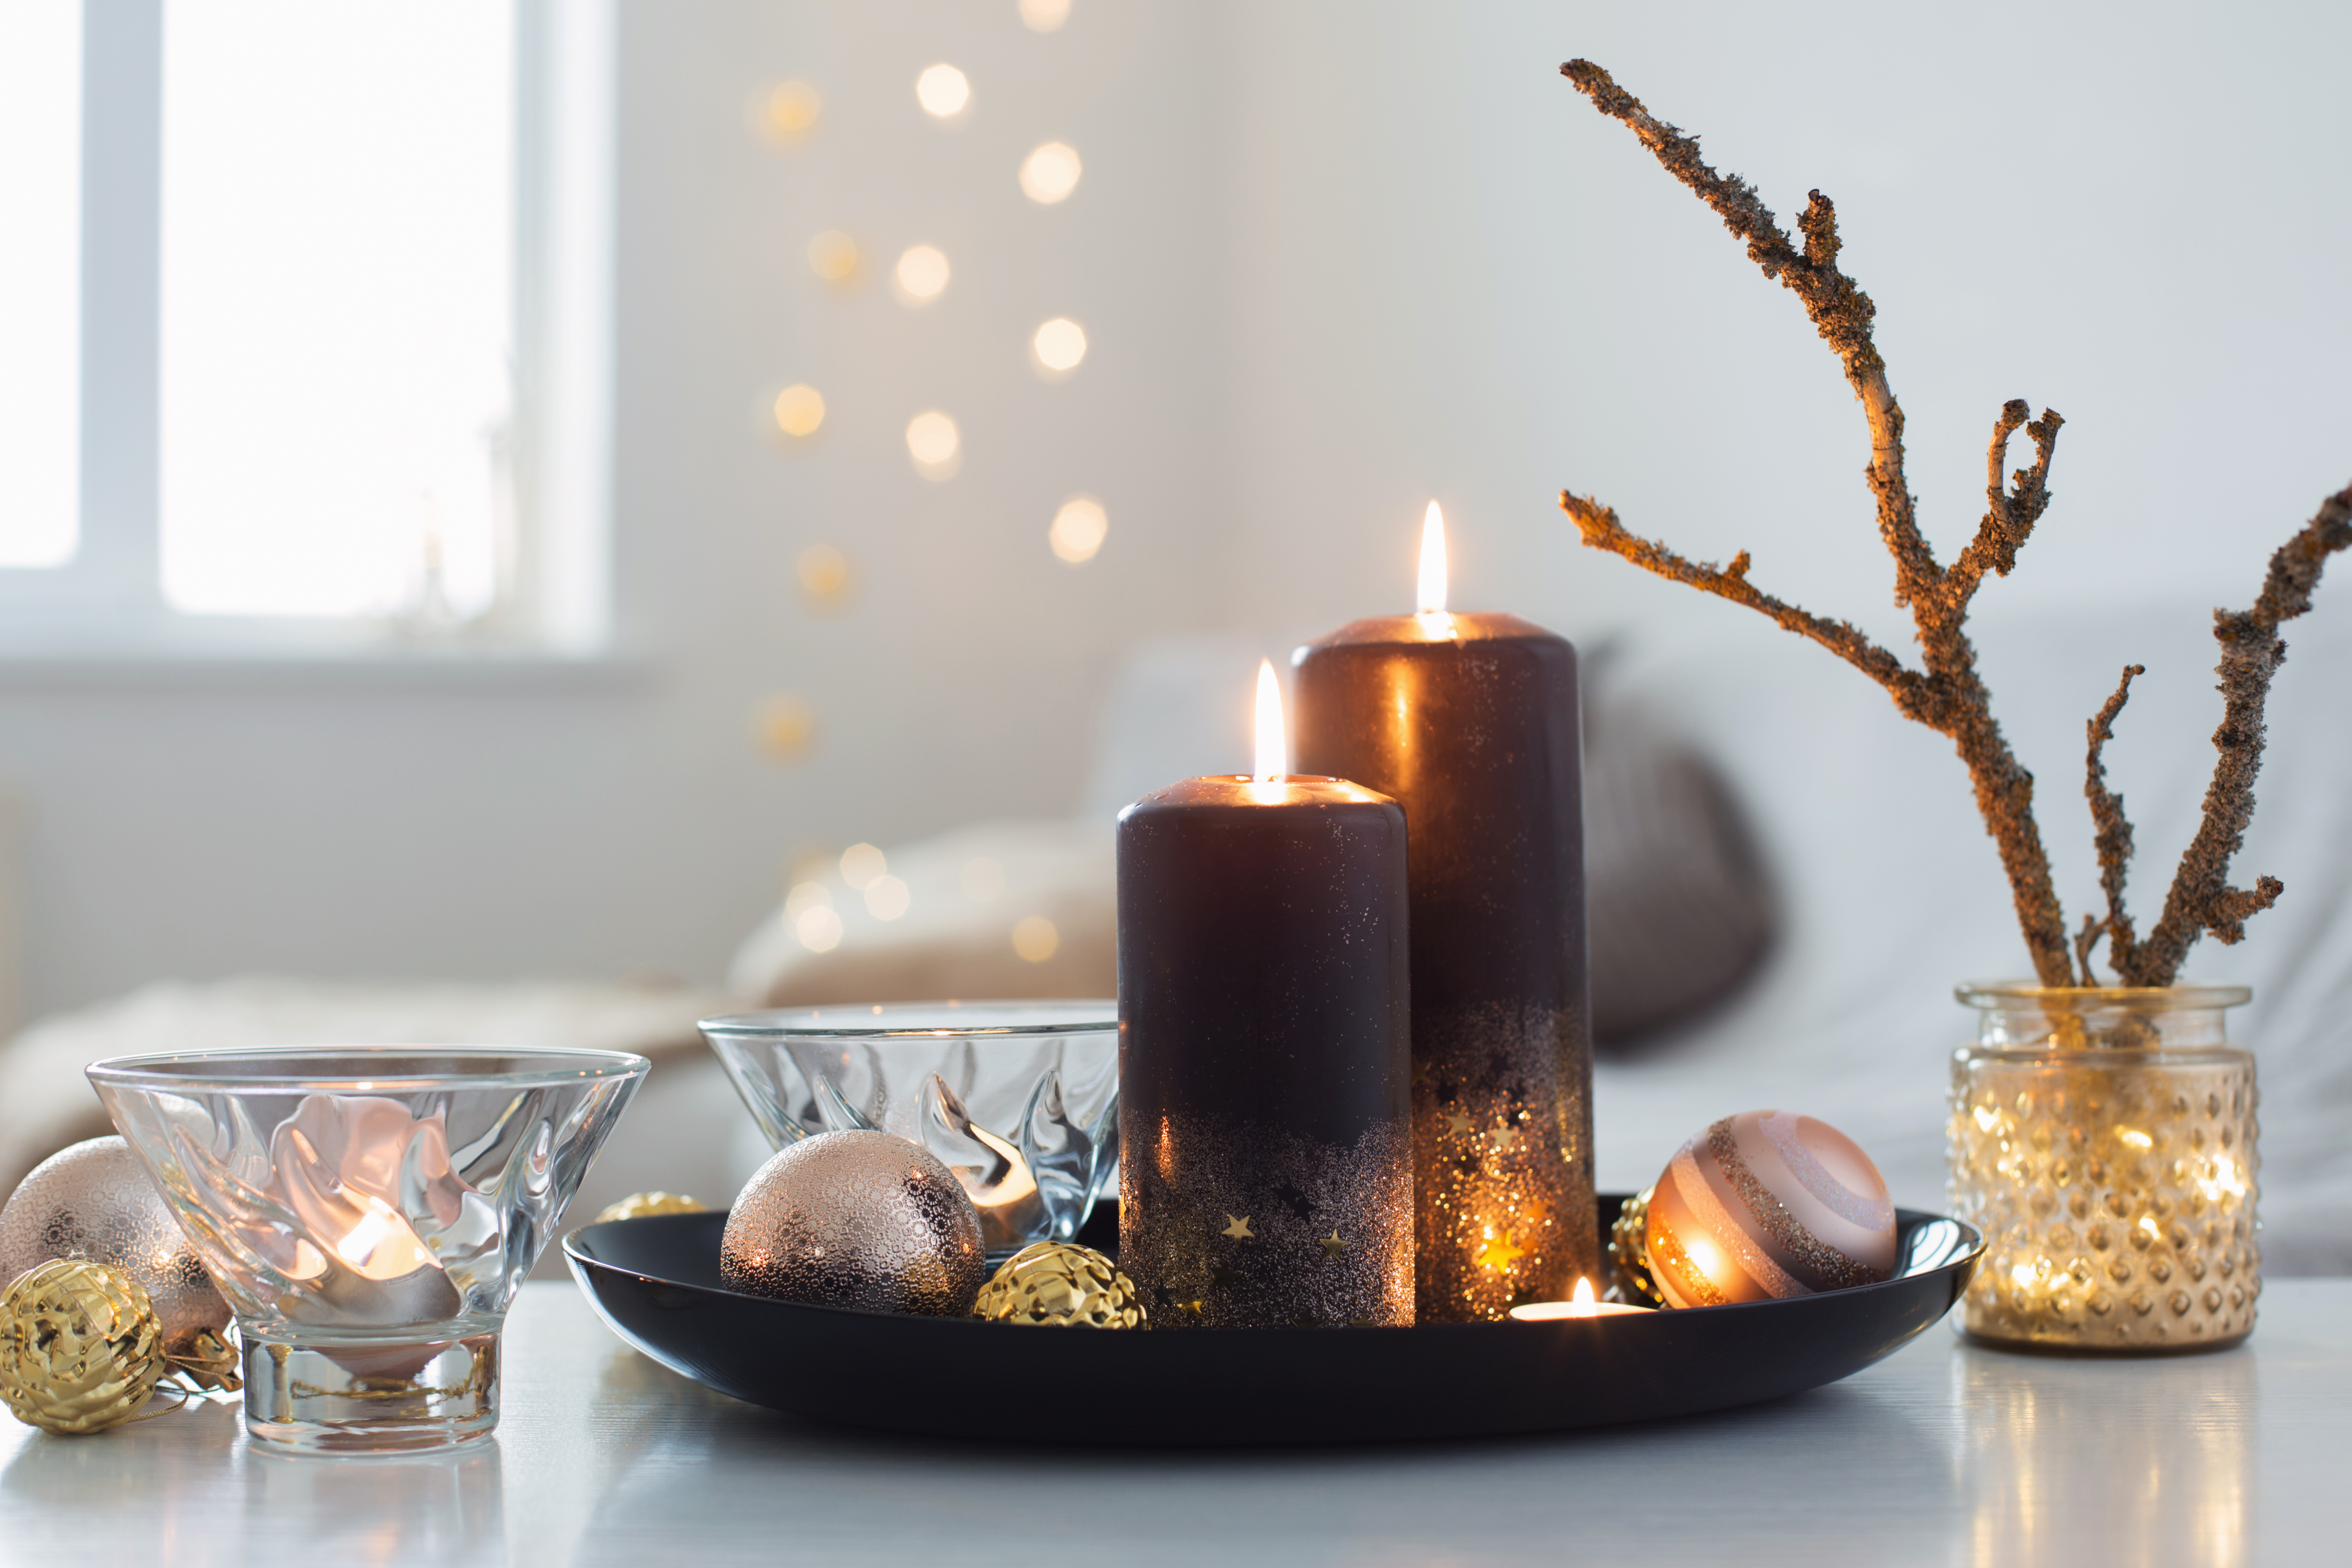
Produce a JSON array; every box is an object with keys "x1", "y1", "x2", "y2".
[{"x1": 0, "y1": 0, "x2": 614, "y2": 661}]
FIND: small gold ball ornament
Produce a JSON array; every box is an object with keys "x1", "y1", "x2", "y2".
[
  {"x1": 973, "y1": 1241, "x2": 1148, "y2": 1329},
  {"x1": 1608, "y1": 1186, "x2": 1664, "y2": 1307},
  {"x1": 595, "y1": 1191, "x2": 709, "y2": 1224},
  {"x1": 0, "y1": 1258, "x2": 167, "y2": 1435}
]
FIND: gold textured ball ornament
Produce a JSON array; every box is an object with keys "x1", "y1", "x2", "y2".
[
  {"x1": 1607, "y1": 1186, "x2": 1664, "y2": 1307},
  {"x1": 973, "y1": 1241, "x2": 1148, "y2": 1329},
  {"x1": 0, "y1": 1136, "x2": 233, "y2": 1360},
  {"x1": 1645, "y1": 1110, "x2": 1897, "y2": 1309},
  {"x1": 720, "y1": 1131, "x2": 987, "y2": 1316},
  {"x1": 0, "y1": 1258, "x2": 167, "y2": 1434},
  {"x1": 595, "y1": 1191, "x2": 709, "y2": 1224}
]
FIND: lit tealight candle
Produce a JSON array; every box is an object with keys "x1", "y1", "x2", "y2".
[{"x1": 1509, "y1": 1276, "x2": 1652, "y2": 1321}]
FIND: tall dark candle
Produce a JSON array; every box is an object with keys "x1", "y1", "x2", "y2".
[
  {"x1": 1292, "y1": 589, "x2": 1596, "y2": 1321},
  {"x1": 1116, "y1": 763, "x2": 1414, "y2": 1330}
]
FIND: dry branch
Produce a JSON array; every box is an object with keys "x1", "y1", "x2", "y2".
[
  {"x1": 1556, "y1": 60, "x2": 2350, "y2": 990},
  {"x1": 2081, "y1": 664, "x2": 2145, "y2": 983},
  {"x1": 2119, "y1": 485, "x2": 2352, "y2": 983},
  {"x1": 1557, "y1": 59, "x2": 2074, "y2": 986}
]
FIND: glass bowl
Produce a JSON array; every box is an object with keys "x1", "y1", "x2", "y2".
[
  {"x1": 88, "y1": 1045, "x2": 647, "y2": 1454},
  {"x1": 699, "y1": 1001, "x2": 1117, "y2": 1261}
]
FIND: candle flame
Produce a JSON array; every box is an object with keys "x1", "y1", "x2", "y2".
[
  {"x1": 1570, "y1": 1276, "x2": 1596, "y2": 1317},
  {"x1": 1253, "y1": 659, "x2": 1287, "y2": 783},
  {"x1": 1416, "y1": 501, "x2": 1448, "y2": 616}
]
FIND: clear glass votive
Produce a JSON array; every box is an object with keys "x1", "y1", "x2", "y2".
[
  {"x1": 88, "y1": 1046, "x2": 647, "y2": 1454},
  {"x1": 1947, "y1": 985, "x2": 2258, "y2": 1353},
  {"x1": 700, "y1": 1001, "x2": 1118, "y2": 1262}
]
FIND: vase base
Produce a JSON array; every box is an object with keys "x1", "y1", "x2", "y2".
[{"x1": 1959, "y1": 1323, "x2": 2252, "y2": 1358}]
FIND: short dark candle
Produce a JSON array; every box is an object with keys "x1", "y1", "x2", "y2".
[
  {"x1": 1116, "y1": 773, "x2": 1414, "y2": 1329},
  {"x1": 1292, "y1": 606, "x2": 1597, "y2": 1321}
]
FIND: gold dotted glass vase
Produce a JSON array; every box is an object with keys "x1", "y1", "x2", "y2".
[{"x1": 1947, "y1": 984, "x2": 2258, "y2": 1353}]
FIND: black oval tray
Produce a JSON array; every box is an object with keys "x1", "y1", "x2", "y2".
[{"x1": 564, "y1": 1196, "x2": 1980, "y2": 1444}]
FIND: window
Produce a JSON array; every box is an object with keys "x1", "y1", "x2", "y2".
[
  {"x1": 0, "y1": 0, "x2": 612, "y2": 655},
  {"x1": 0, "y1": 2, "x2": 82, "y2": 571}
]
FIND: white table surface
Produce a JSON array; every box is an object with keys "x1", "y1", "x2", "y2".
[{"x1": 2, "y1": 1278, "x2": 2344, "y2": 1566}]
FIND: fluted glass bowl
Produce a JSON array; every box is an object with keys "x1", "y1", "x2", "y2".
[
  {"x1": 700, "y1": 1001, "x2": 1117, "y2": 1262},
  {"x1": 88, "y1": 1045, "x2": 647, "y2": 1454}
]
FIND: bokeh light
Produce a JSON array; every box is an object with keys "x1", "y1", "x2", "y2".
[
  {"x1": 754, "y1": 694, "x2": 817, "y2": 760},
  {"x1": 1020, "y1": 0, "x2": 1072, "y2": 32},
  {"x1": 761, "y1": 80, "x2": 822, "y2": 145},
  {"x1": 795, "y1": 905, "x2": 844, "y2": 952},
  {"x1": 864, "y1": 875, "x2": 911, "y2": 921},
  {"x1": 916, "y1": 64, "x2": 970, "y2": 119},
  {"x1": 1012, "y1": 915, "x2": 1060, "y2": 963},
  {"x1": 906, "y1": 411, "x2": 961, "y2": 479},
  {"x1": 1048, "y1": 495, "x2": 1108, "y2": 563},
  {"x1": 784, "y1": 881, "x2": 832, "y2": 920},
  {"x1": 806, "y1": 230, "x2": 859, "y2": 283},
  {"x1": 796, "y1": 543, "x2": 851, "y2": 606},
  {"x1": 893, "y1": 244, "x2": 950, "y2": 305},
  {"x1": 840, "y1": 842, "x2": 887, "y2": 890},
  {"x1": 773, "y1": 384, "x2": 826, "y2": 439},
  {"x1": 1019, "y1": 142, "x2": 1081, "y2": 204},
  {"x1": 1031, "y1": 317, "x2": 1088, "y2": 375}
]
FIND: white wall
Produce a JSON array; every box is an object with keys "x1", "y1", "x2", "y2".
[{"x1": 0, "y1": 0, "x2": 2345, "y2": 1023}]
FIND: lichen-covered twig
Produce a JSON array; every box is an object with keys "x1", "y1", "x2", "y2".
[
  {"x1": 2117, "y1": 486, "x2": 2352, "y2": 984},
  {"x1": 1556, "y1": 59, "x2": 2075, "y2": 986},
  {"x1": 2080, "y1": 664, "x2": 2145, "y2": 983}
]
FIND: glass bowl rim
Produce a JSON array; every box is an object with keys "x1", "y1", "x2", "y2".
[
  {"x1": 85, "y1": 1043, "x2": 653, "y2": 1093},
  {"x1": 1955, "y1": 981, "x2": 2252, "y2": 1011},
  {"x1": 699, "y1": 998, "x2": 1116, "y2": 1041}
]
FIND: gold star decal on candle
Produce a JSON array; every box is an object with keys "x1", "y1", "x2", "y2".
[
  {"x1": 1221, "y1": 1215, "x2": 1255, "y2": 1240},
  {"x1": 1321, "y1": 1231, "x2": 1348, "y2": 1261},
  {"x1": 1476, "y1": 1228, "x2": 1528, "y2": 1272},
  {"x1": 1443, "y1": 1110, "x2": 1474, "y2": 1136}
]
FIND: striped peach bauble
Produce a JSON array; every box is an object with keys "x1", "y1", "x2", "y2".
[{"x1": 1644, "y1": 1110, "x2": 1896, "y2": 1309}]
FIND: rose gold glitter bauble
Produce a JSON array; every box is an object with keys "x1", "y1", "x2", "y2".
[
  {"x1": 720, "y1": 1131, "x2": 985, "y2": 1316},
  {"x1": 594, "y1": 1191, "x2": 709, "y2": 1224},
  {"x1": 0, "y1": 1258, "x2": 166, "y2": 1434},
  {"x1": 0, "y1": 1137, "x2": 232, "y2": 1357},
  {"x1": 1645, "y1": 1110, "x2": 1896, "y2": 1309},
  {"x1": 972, "y1": 1241, "x2": 1147, "y2": 1329}
]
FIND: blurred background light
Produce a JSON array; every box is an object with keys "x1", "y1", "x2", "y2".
[
  {"x1": 906, "y1": 410, "x2": 962, "y2": 479},
  {"x1": 1048, "y1": 495, "x2": 1108, "y2": 564},
  {"x1": 773, "y1": 384, "x2": 826, "y2": 438},
  {"x1": 805, "y1": 229, "x2": 859, "y2": 284},
  {"x1": 794, "y1": 904, "x2": 844, "y2": 952},
  {"x1": 753, "y1": 694, "x2": 817, "y2": 761},
  {"x1": 916, "y1": 63, "x2": 970, "y2": 120},
  {"x1": 760, "y1": 79, "x2": 822, "y2": 145},
  {"x1": 1018, "y1": 141, "x2": 1081, "y2": 204},
  {"x1": 1031, "y1": 316, "x2": 1088, "y2": 376},
  {"x1": 783, "y1": 881, "x2": 831, "y2": 921},
  {"x1": 892, "y1": 243, "x2": 951, "y2": 305},
  {"x1": 1019, "y1": 0, "x2": 1072, "y2": 33},
  {"x1": 838, "y1": 842, "x2": 886, "y2": 889},
  {"x1": 796, "y1": 543, "x2": 851, "y2": 607},
  {"x1": 1011, "y1": 915, "x2": 1060, "y2": 962},
  {"x1": 863, "y1": 875, "x2": 911, "y2": 920}
]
